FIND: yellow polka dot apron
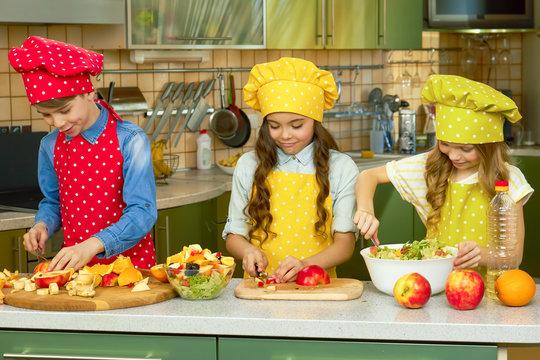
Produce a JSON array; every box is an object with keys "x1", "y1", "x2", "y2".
[
  {"x1": 250, "y1": 170, "x2": 336, "y2": 277},
  {"x1": 427, "y1": 177, "x2": 491, "y2": 277}
]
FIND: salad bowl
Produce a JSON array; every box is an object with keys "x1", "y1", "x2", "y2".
[
  {"x1": 166, "y1": 262, "x2": 236, "y2": 300},
  {"x1": 360, "y1": 242, "x2": 458, "y2": 296}
]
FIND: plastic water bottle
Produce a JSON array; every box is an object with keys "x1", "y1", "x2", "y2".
[
  {"x1": 486, "y1": 181, "x2": 520, "y2": 300},
  {"x1": 196, "y1": 129, "x2": 212, "y2": 170}
]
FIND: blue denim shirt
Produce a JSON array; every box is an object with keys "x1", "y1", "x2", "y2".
[{"x1": 35, "y1": 103, "x2": 157, "y2": 259}]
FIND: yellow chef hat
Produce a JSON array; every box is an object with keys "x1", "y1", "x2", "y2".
[
  {"x1": 243, "y1": 57, "x2": 338, "y2": 122},
  {"x1": 422, "y1": 75, "x2": 521, "y2": 144}
]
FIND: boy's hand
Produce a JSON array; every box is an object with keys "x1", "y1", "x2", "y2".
[
  {"x1": 353, "y1": 209, "x2": 380, "y2": 241},
  {"x1": 272, "y1": 255, "x2": 305, "y2": 283},
  {"x1": 49, "y1": 236, "x2": 105, "y2": 271},
  {"x1": 242, "y1": 247, "x2": 268, "y2": 278},
  {"x1": 23, "y1": 222, "x2": 48, "y2": 256},
  {"x1": 453, "y1": 241, "x2": 481, "y2": 269}
]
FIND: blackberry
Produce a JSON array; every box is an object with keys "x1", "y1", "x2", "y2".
[{"x1": 185, "y1": 262, "x2": 200, "y2": 276}]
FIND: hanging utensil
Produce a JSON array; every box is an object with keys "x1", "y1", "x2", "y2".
[
  {"x1": 142, "y1": 81, "x2": 175, "y2": 133},
  {"x1": 165, "y1": 82, "x2": 195, "y2": 143},
  {"x1": 150, "y1": 82, "x2": 184, "y2": 142},
  {"x1": 209, "y1": 74, "x2": 238, "y2": 139},
  {"x1": 186, "y1": 78, "x2": 216, "y2": 132},
  {"x1": 174, "y1": 81, "x2": 205, "y2": 147},
  {"x1": 107, "y1": 81, "x2": 115, "y2": 105},
  {"x1": 220, "y1": 74, "x2": 251, "y2": 148}
]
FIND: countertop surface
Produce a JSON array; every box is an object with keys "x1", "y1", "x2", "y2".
[
  {"x1": 2, "y1": 146, "x2": 539, "y2": 232},
  {"x1": 0, "y1": 279, "x2": 538, "y2": 345}
]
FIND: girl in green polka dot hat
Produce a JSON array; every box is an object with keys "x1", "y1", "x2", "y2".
[
  {"x1": 223, "y1": 57, "x2": 359, "y2": 283},
  {"x1": 354, "y1": 75, "x2": 533, "y2": 277}
]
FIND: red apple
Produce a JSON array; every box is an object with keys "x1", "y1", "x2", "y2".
[
  {"x1": 296, "y1": 265, "x2": 330, "y2": 286},
  {"x1": 33, "y1": 262, "x2": 50, "y2": 274},
  {"x1": 393, "y1": 272, "x2": 432, "y2": 309},
  {"x1": 445, "y1": 269, "x2": 484, "y2": 310},
  {"x1": 34, "y1": 270, "x2": 71, "y2": 288},
  {"x1": 101, "y1": 273, "x2": 119, "y2": 287}
]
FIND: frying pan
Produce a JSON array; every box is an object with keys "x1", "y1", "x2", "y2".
[
  {"x1": 209, "y1": 74, "x2": 237, "y2": 139},
  {"x1": 220, "y1": 74, "x2": 251, "y2": 148}
]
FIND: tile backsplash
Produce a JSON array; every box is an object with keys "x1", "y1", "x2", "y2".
[{"x1": 0, "y1": 25, "x2": 522, "y2": 169}]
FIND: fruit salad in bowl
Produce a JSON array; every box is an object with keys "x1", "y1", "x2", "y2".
[{"x1": 165, "y1": 244, "x2": 236, "y2": 300}]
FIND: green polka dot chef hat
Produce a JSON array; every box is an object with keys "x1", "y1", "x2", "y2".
[
  {"x1": 243, "y1": 57, "x2": 338, "y2": 122},
  {"x1": 421, "y1": 75, "x2": 521, "y2": 144}
]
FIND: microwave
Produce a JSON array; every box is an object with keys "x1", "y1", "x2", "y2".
[{"x1": 425, "y1": 0, "x2": 534, "y2": 29}]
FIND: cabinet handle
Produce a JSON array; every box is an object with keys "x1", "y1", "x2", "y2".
[
  {"x1": 172, "y1": 36, "x2": 232, "y2": 41},
  {"x1": 165, "y1": 215, "x2": 170, "y2": 257},
  {"x1": 330, "y1": 0, "x2": 335, "y2": 46},
  {"x1": 378, "y1": 0, "x2": 387, "y2": 46},
  {"x1": 17, "y1": 236, "x2": 23, "y2": 273},
  {"x1": 3, "y1": 354, "x2": 161, "y2": 360},
  {"x1": 321, "y1": 0, "x2": 326, "y2": 47}
]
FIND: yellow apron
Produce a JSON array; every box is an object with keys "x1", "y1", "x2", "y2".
[
  {"x1": 250, "y1": 170, "x2": 336, "y2": 277},
  {"x1": 427, "y1": 177, "x2": 491, "y2": 277}
]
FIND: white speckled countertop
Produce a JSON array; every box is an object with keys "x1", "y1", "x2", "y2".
[{"x1": 0, "y1": 280, "x2": 538, "y2": 345}]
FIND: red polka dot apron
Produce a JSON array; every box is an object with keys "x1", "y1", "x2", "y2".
[
  {"x1": 426, "y1": 177, "x2": 490, "y2": 277},
  {"x1": 53, "y1": 100, "x2": 156, "y2": 268},
  {"x1": 249, "y1": 170, "x2": 335, "y2": 277}
]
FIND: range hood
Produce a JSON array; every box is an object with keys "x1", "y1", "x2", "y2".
[{"x1": 0, "y1": 0, "x2": 124, "y2": 24}]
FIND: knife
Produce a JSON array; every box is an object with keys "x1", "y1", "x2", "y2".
[
  {"x1": 150, "y1": 82, "x2": 185, "y2": 142},
  {"x1": 186, "y1": 78, "x2": 216, "y2": 133},
  {"x1": 174, "y1": 80, "x2": 206, "y2": 147},
  {"x1": 142, "y1": 81, "x2": 175, "y2": 133},
  {"x1": 165, "y1": 82, "x2": 195, "y2": 143}
]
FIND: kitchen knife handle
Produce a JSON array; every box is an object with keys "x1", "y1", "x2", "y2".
[
  {"x1": 171, "y1": 82, "x2": 185, "y2": 102},
  {"x1": 182, "y1": 82, "x2": 196, "y2": 103},
  {"x1": 192, "y1": 80, "x2": 206, "y2": 102},
  {"x1": 202, "y1": 78, "x2": 216, "y2": 99},
  {"x1": 3, "y1": 354, "x2": 161, "y2": 360},
  {"x1": 160, "y1": 82, "x2": 175, "y2": 101}
]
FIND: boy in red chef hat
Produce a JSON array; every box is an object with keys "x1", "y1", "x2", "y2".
[{"x1": 9, "y1": 36, "x2": 157, "y2": 271}]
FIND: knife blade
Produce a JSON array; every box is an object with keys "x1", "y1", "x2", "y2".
[
  {"x1": 186, "y1": 78, "x2": 216, "y2": 133},
  {"x1": 165, "y1": 82, "x2": 195, "y2": 143},
  {"x1": 150, "y1": 82, "x2": 185, "y2": 142},
  {"x1": 142, "y1": 81, "x2": 175, "y2": 133},
  {"x1": 174, "y1": 80, "x2": 206, "y2": 147}
]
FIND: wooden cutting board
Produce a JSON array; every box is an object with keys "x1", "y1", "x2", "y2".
[
  {"x1": 234, "y1": 278, "x2": 364, "y2": 301},
  {"x1": 1, "y1": 270, "x2": 177, "y2": 311}
]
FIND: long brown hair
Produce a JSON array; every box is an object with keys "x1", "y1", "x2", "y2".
[
  {"x1": 246, "y1": 119, "x2": 339, "y2": 243},
  {"x1": 425, "y1": 141, "x2": 511, "y2": 231}
]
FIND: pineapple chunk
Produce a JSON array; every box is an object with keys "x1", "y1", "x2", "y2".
[
  {"x1": 24, "y1": 279, "x2": 36, "y2": 292},
  {"x1": 36, "y1": 288, "x2": 49, "y2": 296},
  {"x1": 49, "y1": 283, "x2": 59, "y2": 295}
]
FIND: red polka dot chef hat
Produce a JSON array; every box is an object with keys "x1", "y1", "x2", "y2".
[{"x1": 8, "y1": 36, "x2": 103, "y2": 104}]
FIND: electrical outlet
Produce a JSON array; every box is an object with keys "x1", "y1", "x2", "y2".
[
  {"x1": 0, "y1": 126, "x2": 8, "y2": 135},
  {"x1": 22, "y1": 125, "x2": 32, "y2": 132},
  {"x1": 10, "y1": 126, "x2": 21, "y2": 133},
  {"x1": 247, "y1": 114, "x2": 259, "y2": 128}
]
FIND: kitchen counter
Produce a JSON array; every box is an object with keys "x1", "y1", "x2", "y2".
[{"x1": 0, "y1": 280, "x2": 538, "y2": 345}]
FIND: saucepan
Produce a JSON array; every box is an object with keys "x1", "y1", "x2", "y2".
[{"x1": 209, "y1": 74, "x2": 238, "y2": 139}]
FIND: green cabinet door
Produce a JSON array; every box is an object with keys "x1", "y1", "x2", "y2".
[
  {"x1": 0, "y1": 330, "x2": 215, "y2": 360},
  {"x1": 511, "y1": 156, "x2": 540, "y2": 277},
  {"x1": 0, "y1": 229, "x2": 27, "y2": 273},
  {"x1": 154, "y1": 199, "x2": 218, "y2": 264},
  {"x1": 325, "y1": 0, "x2": 378, "y2": 49},
  {"x1": 377, "y1": 0, "x2": 423, "y2": 49},
  {"x1": 219, "y1": 338, "x2": 497, "y2": 360}
]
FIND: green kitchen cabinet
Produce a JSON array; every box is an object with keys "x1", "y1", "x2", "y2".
[
  {"x1": 154, "y1": 199, "x2": 218, "y2": 264},
  {"x1": 219, "y1": 338, "x2": 498, "y2": 360},
  {"x1": 266, "y1": 0, "x2": 422, "y2": 49},
  {"x1": 0, "y1": 330, "x2": 216, "y2": 360},
  {"x1": 0, "y1": 229, "x2": 27, "y2": 273},
  {"x1": 215, "y1": 191, "x2": 243, "y2": 278},
  {"x1": 511, "y1": 156, "x2": 540, "y2": 277}
]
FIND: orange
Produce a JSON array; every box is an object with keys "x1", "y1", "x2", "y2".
[
  {"x1": 495, "y1": 269, "x2": 536, "y2": 307},
  {"x1": 117, "y1": 268, "x2": 143, "y2": 287},
  {"x1": 112, "y1": 256, "x2": 134, "y2": 274},
  {"x1": 87, "y1": 263, "x2": 114, "y2": 276},
  {"x1": 150, "y1": 264, "x2": 169, "y2": 283}
]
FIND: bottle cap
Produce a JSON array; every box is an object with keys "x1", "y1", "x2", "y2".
[
  {"x1": 495, "y1": 180, "x2": 509, "y2": 192},
  {"x1": 200, "y1": 129, "x2": 207, "y2": 134}
]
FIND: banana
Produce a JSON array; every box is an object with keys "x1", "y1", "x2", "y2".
[{"x1": 151, "y1": 140, "x2": 173, "y2": 178}]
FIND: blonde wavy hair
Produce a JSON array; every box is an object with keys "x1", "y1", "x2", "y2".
[
  {"x1": 246, "y1": 119, "x2": 338, "y2": 244},
  {"x1": 424, "y1": 141, "x2": 511, "y2": 233}
]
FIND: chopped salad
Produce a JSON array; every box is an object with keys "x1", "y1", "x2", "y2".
[{"x1": 368, "y1": 239, "x2": 453, "y2": 260}]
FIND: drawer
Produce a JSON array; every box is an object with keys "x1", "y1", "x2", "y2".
[{"x1": 0, "y1": 331, "x2": 216, "y2": 360}]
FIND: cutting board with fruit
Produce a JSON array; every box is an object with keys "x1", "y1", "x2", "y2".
[
  {"x1": 234, "y1": 278, "x2": 364, "y2": 301},
  {"x1": 1, "y1": 269, "x2": 177, "y2": 311}
]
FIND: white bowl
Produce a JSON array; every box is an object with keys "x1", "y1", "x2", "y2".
[
  {"x1": 217, "y1": 163, "x2": 235, "y2": 175},
  {"x1": 360, "y1": 243, "x2": 458, "y2": 296}
]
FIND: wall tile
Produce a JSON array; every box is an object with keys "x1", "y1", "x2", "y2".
[
  {"x1": 47, "y1": 25, "x2": 66, "y2": 42},
  {"x1": 28, "y1": 26, "x2": 47, "y2": 38},
  {"x1": 11, "y1": 96, "x2": 30, "y2": 120},
  {"x1": 0, "y1": 97, "x2": 11, "y2": 121},
  {"x1": 8, "y1": 26, "x2": 28, "y2": 48}
]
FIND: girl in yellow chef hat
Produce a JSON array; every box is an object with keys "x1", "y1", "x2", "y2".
[
  {"x1": 354, "y1": 75, "x2": 533, "y2": 275},
  {"x1": 223, "y1": 58, "x2": 359, "y2": 282}
]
